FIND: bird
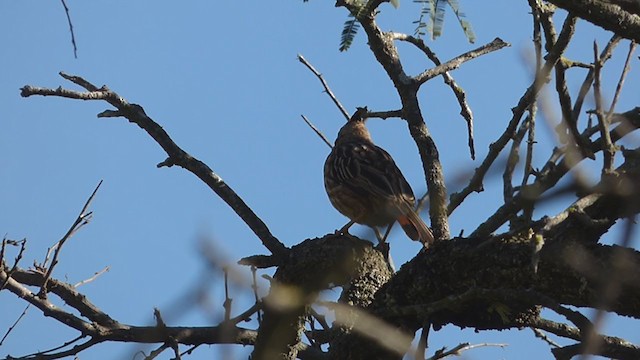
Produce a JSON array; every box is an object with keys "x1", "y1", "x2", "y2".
[{"x1": 324, "y1": 107, "x2": 435, "y2": 247}]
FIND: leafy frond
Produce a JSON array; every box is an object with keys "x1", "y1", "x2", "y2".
[
  {"x1": 412, "y1": 0, "x2": 475, "y2": 43},
  {"x1": 340, "y1": 15, "x2": 361, "y2": 52},
  {"x1": 338, "y1": 0, "x2": 366, "y2": 52},
  {"x1": 446, "y1": 0, "x2": 476, "y2": 43},
  {"x1": 433, "y1": 0, "x2": 447, "y2": 39},
  {"x1": 412, "y1": 0, "x2": 435, "y2": 38}
]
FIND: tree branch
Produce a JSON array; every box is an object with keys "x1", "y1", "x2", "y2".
[
  {"x1": 342, "y1": 7, "x2": 451, "y2": 239},
  {"x1": 546, "y1": 0, "x2": 640, "y2": 43},
  {"x1": 20, "y1": 74, "x2": 289, "y2": 260},
  {"x1": 448, "y1": 14, "x2": 578, "y2": 216}
]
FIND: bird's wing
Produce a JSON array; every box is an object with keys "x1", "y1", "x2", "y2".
[{"x1": 331, "y1": 141, "x2": 416, "y2": 204}]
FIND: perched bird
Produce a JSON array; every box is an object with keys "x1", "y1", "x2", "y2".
[{"x1": 324, "y1": 107, "x2": 434, "y2": 247}]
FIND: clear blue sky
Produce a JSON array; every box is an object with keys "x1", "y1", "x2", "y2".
[{"x1": 1, "y1": 1, "x2": 638, "y2": 359}]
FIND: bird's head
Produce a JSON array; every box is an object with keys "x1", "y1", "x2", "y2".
[{"x1": 335, "y1": 107, "x2": 372, "y2": 144}]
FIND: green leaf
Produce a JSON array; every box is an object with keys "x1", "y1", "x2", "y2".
[
  {"x1": 433, "y1": 0, "x2": 447, "y2": 39},
  {"x1": 412, "y1": 0, "x2": 476, "y2": 43},
  {"x1": 446, "y1": 0, "x2": 476, "y2": 43},
  {"x1": 340, "y1": 16, "x2": 360, "y2": 52}
]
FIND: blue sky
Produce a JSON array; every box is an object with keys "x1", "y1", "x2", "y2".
[{"x1": 1, "y1": 1, "x2": 638, "y2": 359}]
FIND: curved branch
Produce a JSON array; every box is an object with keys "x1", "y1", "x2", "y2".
[{"x1": 20, "y1": 74, "x2": 288, "y2": 259}]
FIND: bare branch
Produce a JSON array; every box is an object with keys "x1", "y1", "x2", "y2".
[
  {"x1": 21, "y1": 74, "x2": 289, "y2": 259},
  {"x1": 59, "y1": 0, "x2": 78, "y2": 58},
  {"x1": 391, "y1": 33, "x2": 476, "y2": 160},
  {"x1": 38, "y1": 180, "x2": 102, "y2": 298},
  {"x1": 0, "y1": 237, "x2": 27, "y2": 291},
  {"x1": 449, "y1": 14, "x2": 577, "y2": 216},
  {"x1": 341, "y1": 6, "x2": 452, "y2": 240},
  {"x1": 413, "y1": 37, "x2": 510, "y2": 85},
  {"x1": 546, "y1": 0, "x2": 640, "y2": 42},
  {"x1": 592, "y1": 41, "x2": 616, "y2": 174},
  {"x1": 0, "y1": 304, "x2": 30, "y2": 346},
  {"x1": 250, "y1": 266, "x2": 263, "y2": 325},
  {"x1": 73, "y1": 266, "x2": 110, "y2": 288},
  {"x1": 366, "y1": 109, "x2": 403, "y2": 119},
  {"x1": 428, "y1": 342, "x2": 508, "y2": 360},
  {"x1": 301, "y1": 115, "x2": 333, "y2": 149},
  {"x1": 607, "y1": 41, "x2": 637, "y2": 117},
  {"x1": 298, "y1": 54, "x2": 349, "y2": 120},
  {"x1": 531, "y1": 328, "x2": 561, "y2": 348},
  {"x1": 1, "y1": 270, "x2": 98, "y2": 335},
  {"x1": 572, "y1": 35, "x2": 622, "y2": 122},
  {"x1": 223, "y1": 267, "x2": 233, "y2": 322}
]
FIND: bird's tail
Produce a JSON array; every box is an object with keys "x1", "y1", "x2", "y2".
[{"x1": 397, "y1": 207, "x2": 434, "y2": 247}]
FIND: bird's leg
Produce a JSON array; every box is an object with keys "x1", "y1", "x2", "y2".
[
  {"x1": 375, "y1": 237, "x2": 396, "y2": 273},
  {"x1": 336, "y1": 220, "x2": 355, "y2": 235},
  {"x1": 373, "y1": 227, "x2": 385, "y2": 243},
  {"x1": 381, "y1": 222, "x2": 395, "y2": 243}
]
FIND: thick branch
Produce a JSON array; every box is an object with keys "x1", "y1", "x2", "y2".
[
  {"x1": 546, "y1": 0, "x2": 640, "y2": 42},
  {"x1": 350, "y1": 9, "x2": 451, "y2": 239},
  {"x1": 253, "y1": 234, "x2": 390, "y2": 360}
]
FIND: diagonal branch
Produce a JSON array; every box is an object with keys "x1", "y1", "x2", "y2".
[
  {"x1": 298, "y1": 54, "x2": 350, "y2": 120},
  {"x1": 20, "y1": 74, "x2": 289, "y2": 260},
  {"x1": 545, "y1": 0, "x2": 640, "y2": 43},
  {"x1": 340, "y1": 6, "x2": 451, "y2": 239},
  {"x1": 39, "y1": 180, "x2": 102, "y2": 299},
  {"x1": 448, "y1": 14, "x2": 577, "y2": 217},
  {"x1": 59, "y1": 0, "x2": 78, "y2": 58},
  {"x1": 412, "y1": 37, "x2": 510, "y2": 85},
  {"x1": 390, "y1": 34, "x2": 509, "y2": 161}
]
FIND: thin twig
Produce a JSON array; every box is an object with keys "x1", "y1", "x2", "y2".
[
  {"x1": 301, "y1": 115, "x2": 333, "y2": 149},
  {"x1": 180, "y1": 345, "x2": 201, "y2": 357},
  {"x1": 428, "y1": 342, "x2": 508, "y2": 360},
  {"x1": 503, "y1": 117, "x2": 530, "y2": 205},
  {"x1": 146, "y1": 343, "x2": 170, "y2": 360},
  {"x1": 572, "y1": 35, "x2": 622, "y2": 122},
  {"x1": 19, "y1": 334, "x2": 86, "y2": 357},
  {"x1": 0, "y1": 237, "x2": 27, "y2": 291},
  {"x1": 390, "y1": 33, "x2": 476, "y2": 159},
  {"x1": 298, "y1": 54, "x2": 349, "y2": 120},
  {"x1": 531, "y1": 328, "x2": 561, "y2": 348},
  {"x1": 448, "y1": 14, "x2": 577, "y2": 216},
  {"x1": 38, "y1": 180, "x2": 102, "y2": 298},
  {"x1": 59, "y1": 0, "x2": 78, "y2": 58},
  {"x1": 607, "y1": 41, "x2": 637, "y2": 117},
  {"x1": 170, "y1": 339, "x2": 183, "y2": 360},
  {"x1": 251, "y1": 265, "x2": 262, "y2": 325},
  {"x1": 73, "y1": 266, "x2": 110, "y2": 288},
  {"x1": 223, "y1": 267, "x2": 232, "y2": 322},
  {"x1": 538, "y1": 6, "x2": 591, "y2": 158},
  {"x1": 592, "y1": 41, "x2": 616, "y2": 174},
  {"x1": 230, "y1": 302, "x2": 261, "y2": 325},
  {"x1": 17, "y1": 337, "x2": 100, "y2": 360},
  {"x1": 0, "y1": 304, "x2": 30, "y2": 346}
]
